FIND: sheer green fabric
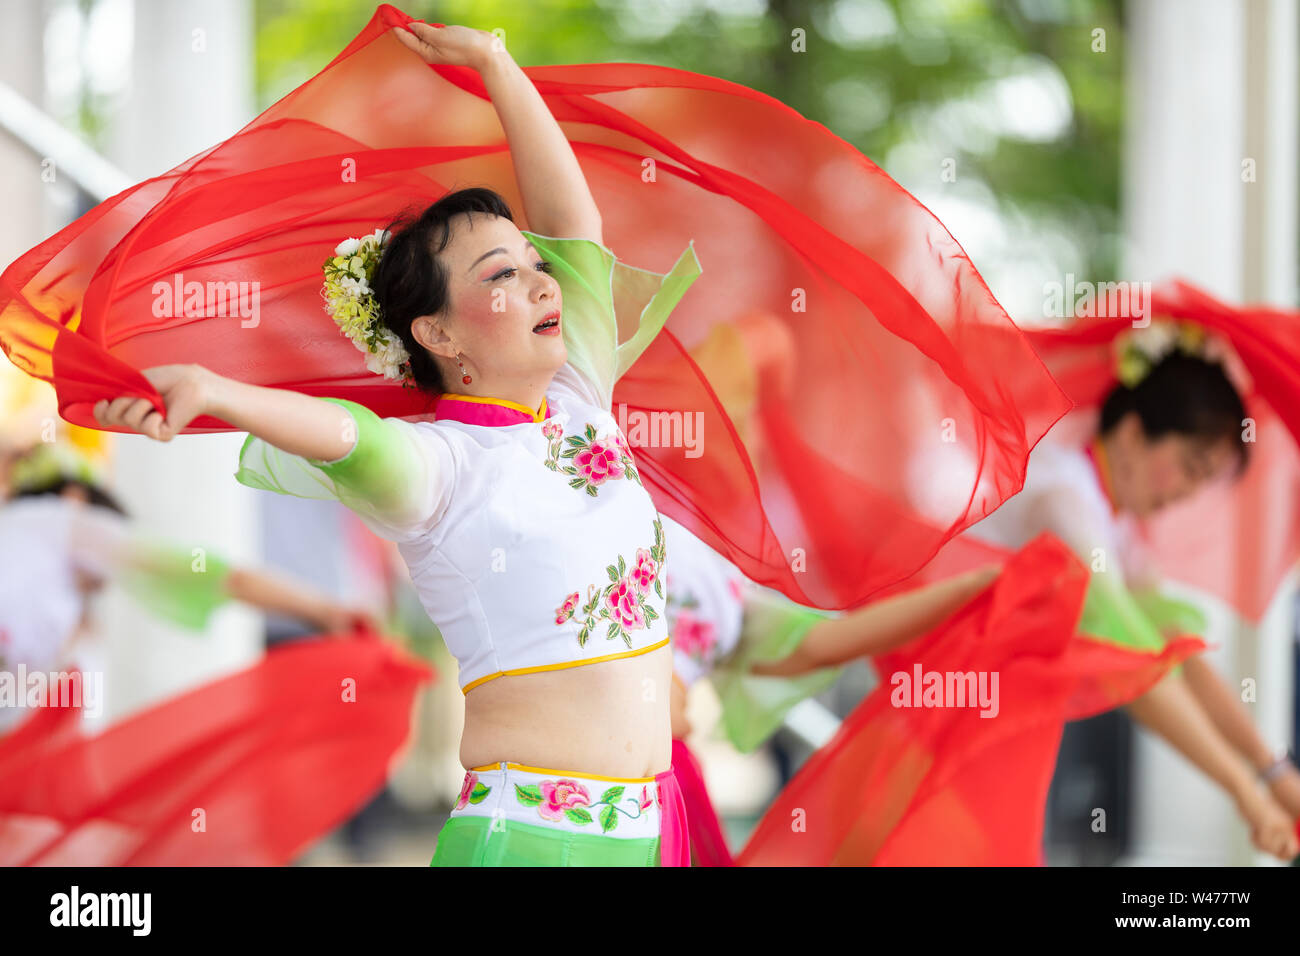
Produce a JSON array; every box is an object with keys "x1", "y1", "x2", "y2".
[
  {"x1": 117, "y1": 539, "x2": 233, "y2": 631},
  {"x1": 1132, "y1": 587, "x2": 1208, "y2": 637},
  {"x1": 712, "y1": 589, "x2": 840, "y2": 753},
  {"x1": 429, "y1": 815, "x2": 660, "y2": 866},
  {"x1": 234, "y1": 396, "x2": 451, "y2": 540},
  {"x1": 520, "y1": 231, "x2": 702, "y2": 411},
  {"x1": 1078, "y1": 574, "x2": 1169, "y2": 653}
]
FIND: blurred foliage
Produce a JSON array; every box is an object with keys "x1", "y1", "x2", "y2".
[{"x1": 255, "y1": 0, "x2": 1124, "y2": 280}]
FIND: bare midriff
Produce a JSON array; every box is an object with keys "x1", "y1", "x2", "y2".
[{"x1": 460, "y1": 643, "x2": 672, "y2": 779}]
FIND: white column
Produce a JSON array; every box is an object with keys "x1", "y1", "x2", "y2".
[
  {"x1": 1123, "y1": 0, "x2": 1298, "y2": 865},
  {"x1": 95, "y1": 0, "x2": 261, "y2": 721},
  {"x1": 0, "y1": 1, "x2": 49, "y2": 269},
  {"x1": 1239, "y1": 0, "x2": 1298, "y2": 866}
]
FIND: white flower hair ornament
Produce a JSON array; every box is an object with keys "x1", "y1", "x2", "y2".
[
  {"x1": 322, "y1": 229, "x2": 413, "y2": 383},
  {"x1": 1114, "y1": 320, "x2": 1226, "y2": 388}
]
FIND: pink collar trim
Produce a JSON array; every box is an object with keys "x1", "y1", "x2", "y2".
[{"x1": 434, "y1": 393, "x2": 549, "y2": 427}]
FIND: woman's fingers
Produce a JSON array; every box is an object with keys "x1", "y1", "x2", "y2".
[
  {"x1": 393, "y1": 22, "x2": 436, "y2": 61},
  {"x1": 159, "y1": 379, "x2": 207, "y2": 439},
  {"x1": 121, "y1": 398, "x2": 157, "y2": 432}
]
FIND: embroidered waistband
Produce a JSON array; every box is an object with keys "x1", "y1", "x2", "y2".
[
  {"x1": 452, "y1": 762, "x2": 664, "y2": 840},
  {"x1": 460, "y1": 635, "x2": 671, "y2": 693}
]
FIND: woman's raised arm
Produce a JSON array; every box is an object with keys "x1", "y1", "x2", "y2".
[
  {"x1": 93, "y1": 364, "x2": 355, "y2": 462},
  {"x1": 394, "y1": 22, "x2": 603, "y2": 242}
]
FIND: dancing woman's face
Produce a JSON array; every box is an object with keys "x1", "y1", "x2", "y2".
[
  {"x1": 410, "y1": 212, "x2": 565, "y2": 395},
  {"x1": 1106, "y1": 411, "x2": 1239, "y2": 517}
]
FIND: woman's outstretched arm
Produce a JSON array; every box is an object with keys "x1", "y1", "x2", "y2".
[
  {"x1": 93, "y1": 364, "x2": 354, "y2": 461},
  {"x1": 395, "y1": 22, "x2": 602, "y2": 242},
  {"x1": 750, "y1": 564, "x2": 1001, "y2": 677}
]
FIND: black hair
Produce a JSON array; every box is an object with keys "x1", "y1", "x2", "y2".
[
  {"x1": 10, "y1": 478, "x2": 129, "y2": 516},
  {"x1": 371, "y1": 187, "x2": 516, "y2": 396},
  {"x1": 1099, "y1": 351, "x2": 1249, "y2": 473}
]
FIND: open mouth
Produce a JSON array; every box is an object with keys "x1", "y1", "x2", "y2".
[{"x1": 532, "y1": 312, "x2": 561, "y2": 334}]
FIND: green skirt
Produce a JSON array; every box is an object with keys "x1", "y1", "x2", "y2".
[{"x1": 430, "y1": 816, "x2": 661, "y2": 866}]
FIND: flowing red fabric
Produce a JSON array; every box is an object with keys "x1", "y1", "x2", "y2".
[
  {"x1": 671, "y1": 737, "x2": 734, "y2": 867},
  {"x1": 0, "y1": 634, "x2": 432, "y2": 865},
  {"x1": 1023, "y1": 279, "x2": 1300, "y2": 621},
  {"x1": 0, "y1": 3, "x2": 1070, "y2": 612},
  {"x1": 736, "y1": 534, "x2": 1205, "y2": 866}
]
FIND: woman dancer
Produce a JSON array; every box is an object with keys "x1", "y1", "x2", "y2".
[
  {"x1": 0, "y1": 442, "x2": 375, "y2": 713},
  {"x1": 742, "y1": 290, "x2": 1300, "y2": 864},
  {"x1": 95, "y1": 25, "x2": 705, "y2": 867},
  {"x1": 0, "y1": 442, "x2": 430, "y2": 866}
]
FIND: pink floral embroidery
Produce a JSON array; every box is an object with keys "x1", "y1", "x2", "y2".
[
  {"x1": 639, "y1": 786, "x2": 654, "y2": 811},
  {"x1": 543, "y1": 422, "x2": 642, "y2": 496},
  {"x1": 456, "y1": 772, "x2": 478, "y2": 811},
  {"x1": 672, "y1": 611, "x2": 717, "y2": 660},
  {"x1": 574, "y1": 438, "x2": 625, "y2": 486},
  {"x1": 542, "y1": 420, "x2": 563, "y2": 440},
  {"x1": 538, "y1": 779, "x2": 592, "y2": 821},
  {"x1": 630, "y1": 548, "x2": 657, "y2": 596},
  {"x1": 561, "y1": 518, "x2": 666, "y2": 648},
  {"x1": 606, "y1": 577, "x2": 647, "y2": 631},
  {"x1": 555, "y1": 591, "x2": 580, "y2": 624}
]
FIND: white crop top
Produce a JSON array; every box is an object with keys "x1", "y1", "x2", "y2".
[{"x1": 234, "y1": 231, "x2": 703, "y2": 690}]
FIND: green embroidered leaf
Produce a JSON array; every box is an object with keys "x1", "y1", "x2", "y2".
[
  {"x1": 654, "y1": 579, "x2": 663, "y2": 600},
  {"x1": 599, "y1": 804, "x2": 619, "y2": 833},
  {"x1": 565, "y1": 808, "x2": 593, "y2": 825},
  {"x1": 586, "y1": 485, "x2": 598, "y2": 498},
  {"x1": 616, "y1": 555, "x2": 626, "y2": 576},
  {"x1": 565, "y1": 435, "x2": 586, "y2": 448},
  {"x1": 468, "y1": 783, "x2": 491, "y2": 804},
  {"x1": 600, "y1": 786, "x2": 626, "y2": 804},
  {"x1": 514, "y1": 784, "x2": 543, "y2": 806},
  {"x1": 584, "y1": 424, "x2": 597, "y2": 440},
  {"x1": 606, "y1": 564, "x2": 619, "y2": 582},
  {"x1": 577, "y1": 626, "x2": 589, "y2": 648},
  {"x1": 643, "y1": 605, "x2": 659, "y2": 623},
  {"x1": 560, "y1": 448, "x2": 579, "y2": 459},
  {"x1": 607, "y1": 622, "x2": 621, "y2": 642},
  {"x1": 621, "y1": 630, "x2": 634, "y2": 649},
  {"x1": 568, "y1": 477, "x2": 587, "y2": 489}
]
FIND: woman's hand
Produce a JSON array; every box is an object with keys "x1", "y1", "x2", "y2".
[
  {"x1": 392, "y1": 22, "x2": 502, "y2": 72},
  {"x1": 1267, "y1": 763, "x2": 1300, "y2": 821},
  {"x1": 92, "y1": 364, "x2": 214, "y2": 441},
  {"x1": 1235, "y1": 784, "x2": 1300, "y2": 860},
  {"x1": 313, "y1": 602, "x2": 383, "y2": 639}
]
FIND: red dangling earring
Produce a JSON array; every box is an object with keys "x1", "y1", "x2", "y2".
[{"x1": 456, "y1": 352, "x2": 472, "y2": 385}]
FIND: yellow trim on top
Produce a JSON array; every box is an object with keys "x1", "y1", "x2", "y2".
[
  {"x1": 468, "y1": 762, "x2": 657, "y2": 784},
  {"x1": 460, "y1": 636, "x2": 670, "y2": 694},
  {"x1": 1091, "y1": 437, "x2": 1119, "y2": 514},
  {"x1": 439, "y1": 392, "x2": 548, "y2": 423}
]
